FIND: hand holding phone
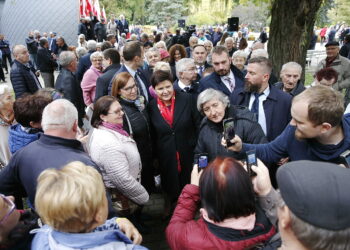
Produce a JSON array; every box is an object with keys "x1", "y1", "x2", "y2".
[
  {"x1": 223, "y1": 118, "x2": 235, "y2": 147},
  {"x1": 246, "y1": 149, "x2": 257, "y2": 177},
  {"x1": 194, "y1": 153, "x2": 208, "y2": 170}
]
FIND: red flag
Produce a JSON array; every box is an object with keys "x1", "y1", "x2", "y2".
[
  {"x1": 86, "y1": 0, "x2": 93, "y2": 17},
  {"x1": 101, "y1": 6, "x2": 106, "y2": 21}
]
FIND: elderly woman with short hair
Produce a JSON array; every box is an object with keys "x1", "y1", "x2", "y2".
[
  {"x1": 195, "y1": 88, "x2": 267, "y2": 161},
  {"x1": 81, "y1": 51, "x2": 104, "y2": 106},
  {"x1": 232, "y1": 50, "x2": 248, "y2": 73}
]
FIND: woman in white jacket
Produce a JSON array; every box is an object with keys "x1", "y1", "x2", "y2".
[{"x1": 88, "y1": 96, "x2": 149, "y2": 218}]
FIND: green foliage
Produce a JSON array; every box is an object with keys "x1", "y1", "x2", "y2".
[
  {"x1": 187, "y1": 11, "x2": 226, "y2": 26},
  {"x1": 146, "y1": 0, "x2": 187, "y2": 26},
  {"x1": 328, "y1": 0, "x2": 350, "y2": 24},
  {"x1": 231, "y1": 2, "x2": 270, "y2": 30},
  {"x1": 315, "y1": 0, "x2": 335, "y2": 27}
]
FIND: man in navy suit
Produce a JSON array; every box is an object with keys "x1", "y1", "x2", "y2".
[
  {"x1": 230, "y1": 56, "x2": 292, "y2": 142},
  {"x1": 108, "y1": 41, "x2": 151, "y2": 103},
  {"x1": 199, "y1": 46, "x2": 244, "y2": 96},
  {"x1": 192, "y1": 44, "x2": 211, "y2": 79}
]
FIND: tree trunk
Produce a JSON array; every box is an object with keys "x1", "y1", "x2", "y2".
[{"x1": 268, "y1": 0, "x2": 323, "y2": 83}]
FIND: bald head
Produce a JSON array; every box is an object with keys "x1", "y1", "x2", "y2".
[
  {"x1": 13, "y1": 45, "x2": 30, "y2": 64},
  {"x1": 41, "y1": 99, "x2": 78, "y2": 138}
]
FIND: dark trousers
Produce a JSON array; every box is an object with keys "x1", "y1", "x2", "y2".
[
  {"x1": 0, "y1": 63, "x2": 4, "y2": 81},
  {"x1": 2, "y1": 53, "x2": 12, "y2": 73}
]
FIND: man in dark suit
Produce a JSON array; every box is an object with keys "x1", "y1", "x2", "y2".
[
  {"x1": 10, "y1": 45, "x2": 42, "y2": 99},
  {"x1": 55, "y1": 51, "x2": 85, "y2": 127},
  {"x1": 117, "y1": 15, "x2": 129, "y2": 36},
  {"x1": 192, "y1": 44, "x2": 211, "y2": 79},
  {"x1": 173, "y1": 58, "x2": 199, "y2": 95},
  {"x1": 199, "y1": 46, "x2": 244, "y2": 96},
  {"x1": 94, "y1": 48, "x2": 121, "y2": 102},
  {"x1": 76, "y1": 40, "x2": 97, "y2": 82},
  {"x1": 108, "y1": 41, "x2": 151, "y2": 103},
  {"x1": 37, "y1": 38, "x2": 57, "y2": 88},
  {"x1": 274, "y1": 61, "x2": 305, "y2": 97},
  {"x1": 230, "y1": 56, "x2": 292, "y2": 142}
]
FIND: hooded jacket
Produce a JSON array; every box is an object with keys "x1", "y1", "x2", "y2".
[
  {"x1": 31, "y1": 218, "x2": 147, "y2": 250},
  {"x1": 8, "y1": 124, "x2": 41, "y2": 154}
]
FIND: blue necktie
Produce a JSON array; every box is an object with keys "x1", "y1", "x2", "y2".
[
  {"x1": 199, "y1": 66, "x2": 203, "y2": 77},
  {"x1": 251, "y1": 92, "x2": 263, "y2": 121}
]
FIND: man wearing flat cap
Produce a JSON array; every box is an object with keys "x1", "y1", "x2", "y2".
[
  {"x1": 316, "y1": 41, "x2": 350, "y2": 105},
  {"x1": 225, "y1": 85, "x2": 350, "y2": 167},
  {"x1": 275, "y1": 161, "x2": 350, "y2": 249}
]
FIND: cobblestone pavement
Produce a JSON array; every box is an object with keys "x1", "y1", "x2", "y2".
[{"x1": 140, "y1": 193, "x2": 171, "y2": 250}]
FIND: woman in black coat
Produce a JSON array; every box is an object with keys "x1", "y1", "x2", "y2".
[
  {"x1": 195, "y1": 88, "x2": 267, "y2": 161},
  {"x1": 111, "y1": 71, "x2": 155, "y2": 193},
  {"x1": 148, "y1": 70, "x2": 201, "y2": 216}
]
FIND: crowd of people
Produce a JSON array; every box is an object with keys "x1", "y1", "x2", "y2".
[{"x1": 0, "y1": 13, "x2": 350, "y2": 250}]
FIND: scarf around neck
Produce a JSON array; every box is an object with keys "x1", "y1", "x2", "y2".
[
  {"x1": 157, "y1": 93, "x2": 175, "y2": 127},
  {"x1": 101, "y1": 121, "x2": 129, "y2": 137}
]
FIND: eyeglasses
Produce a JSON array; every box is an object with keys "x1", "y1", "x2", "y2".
[
  {"x1": 122, "y1": 84, "x2": 138, "y2": 93},
  {"x1": 0, "y1": 194, "x2": 15, "y2": 224},
  {"x1": 92, "y1": 59, "x2": 103, "y2": 62},
  {"x1": 108, "y1": 109, "x2": 123, "y2": 115}
]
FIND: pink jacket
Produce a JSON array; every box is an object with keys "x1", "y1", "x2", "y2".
[{"x1": 81, "y1": 66, "x2": 103, "y2": 105}]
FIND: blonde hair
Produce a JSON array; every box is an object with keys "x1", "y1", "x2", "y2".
[{"x1": 35, "y1": 161, "x2": 106, "y2": 233}]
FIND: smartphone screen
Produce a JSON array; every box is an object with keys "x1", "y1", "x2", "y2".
[
  {"x1": 223, "y1": 118, "x2": 235, "y2": 147},
  {"x1": 198, "y1": 156, "x2": 208, "y2": 169},
  {"x1": 246, "y1": 149, "x2": 257, "y2": 176}
]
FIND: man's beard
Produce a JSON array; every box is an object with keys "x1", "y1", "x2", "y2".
[
  {"x1": 244, "y1": 79, "x2": 261, "y2": 93},
  {"x1": 215, "y1": 67, "x2": 230, "y2": 76}
]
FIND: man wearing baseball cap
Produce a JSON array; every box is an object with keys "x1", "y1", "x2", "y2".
[
  {"x1": 316, "y1": 40, "x2": 350, "y2": 105},
  {"x1": 276, "y1": 161, "x2": 350, "y2": 249}
]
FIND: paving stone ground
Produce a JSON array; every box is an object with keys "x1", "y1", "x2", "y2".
[{"x1": 140, "y1": 193, "x2": 171, "y2": 250}]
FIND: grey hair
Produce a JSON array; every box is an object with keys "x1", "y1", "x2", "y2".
[
  {"x1": 232, "y1": 50, "x2": 247, "y2": 59},
  {"x1": 281, "y1": 61, "x2": 302, "y2": 75},
  {"x1": 146, "y1": 47, "x2": 160, "y2": 57},
  {"x1": 289, "y1": 209, "x2": 350, "y2": 250},
  {"x1": 154, "y1": 61, "x2": 171, "y2": 72},
  {"x1": 59, "y1": 51, "x2": 76, "y2": 67},
  {"x1": 75, "y1": 47, "x2": 87, "y2": 59},
  {"x1": 90, "y1": 51, "x2": 103, "y2": 62},
  {"x1": 12, "y1": 44, "x2": 27, "y2": 57},
  {"x1": 251, "y1": 49, "x2": 268, "y2": 58},
  {"x1": 0, "y1": 85, "x2": 10, "y2": 96},
  {"x1": 204, "y1": 40, "x2": 213, "y2": 46},
  {"x1": 225, "y1": 37, "x2": 234, "y2": 43},
  {"x1": 197, "y1": 88, "x2": 229, "y2": 113},
  {"x1": 189, "y1": 36, "x2": 198, "y2": 43},
  {"x1": 176, "y1": 58, "x2": 195, "y2": 78},
  {"x1": 155, "y1": 41, "x2": 166, "y2": 49},
  {"x1": 86, "y1": 40, "x2": 97, "y2": 51},
  {"x1": 41, "y1": 99, "x2": 78, "y2": 132}
]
